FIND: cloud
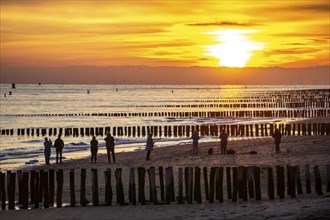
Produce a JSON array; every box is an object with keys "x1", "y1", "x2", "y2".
[{"x1": 186, "y1": 21, "x2": 258, "y2": 27}]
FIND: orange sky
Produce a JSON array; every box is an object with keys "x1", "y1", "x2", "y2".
[{"x1": 1, "y1": 0, "x2": 329, "y2": 68}]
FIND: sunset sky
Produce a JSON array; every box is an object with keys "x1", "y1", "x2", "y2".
[{"x1": 1, "y1": 0, "x2": 329, "y2": 69}]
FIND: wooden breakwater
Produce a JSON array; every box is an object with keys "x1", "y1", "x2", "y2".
[
  {"x1": 10, "y1": 108, "x2": 330, "y2": 118},
  {"x1": 0, "y1": 164, "x2": 329, "y2": 210},
  {"x1": 1, "y1": 122, "x2": 330, "y2": 137}
]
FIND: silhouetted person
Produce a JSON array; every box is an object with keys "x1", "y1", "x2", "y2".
[
  {"x1": 272, "y1": 128, "x2": 282, "y2": 154},
  {"x1": 104, "y1": 133, "x2": 116, "y2": 163},
  {"x1": 90, "y1": 136, "x2": 98, "y2": 163},
  {"x1": 145, "y1": 133, "x2": 155, "y2": 160},
  {"x1": 191, "y1": 131, "x2": 200, "y2": 155},
  {"x1": 219, "y1": 130, "x2": 228, "y2": 155},
  {"x1": 54, "y1": 135, "x2": 64, "y2": 164},
  {"x1": 44, "y1": 137, "x2": 52, "y2": 165}
]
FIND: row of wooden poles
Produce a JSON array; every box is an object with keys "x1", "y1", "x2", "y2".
[
  {"x1": 13, "y1": 108, "x2": 330, "y2": 118},
  {"x1": 2, "y1": 123, "x2": 330, "y2": 138},
  {"x1": 1, "y1": 164, "x2": 329, "y2": 210}
]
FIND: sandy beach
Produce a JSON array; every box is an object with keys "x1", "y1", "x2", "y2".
[{"x1": 1, "y1": 131, "x2": 330, "y2": 220}]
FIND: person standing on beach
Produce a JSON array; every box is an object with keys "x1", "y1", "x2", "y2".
[
  {"x1": 219, "y1": 130, "x2": 228, "y2": 155},
  {"x1": 272, "y1": 128, "x2": 282, "y2": 154},
  {"x1": 145, "y1": 133, "x2": 155, "y2": 160},
  {"x1": 90, "y1": 136, "x2": 98, "y2": 163},
  {"x1": 54, "y1": 135, "x2": 64, "y2": 164},
  {"x1": 104, "y1": 133, "x2": 116, "y2": 163},
  {"x1": 191, "y1": 131, "x2": 200, "y2": 155},
  {"x1": 44, "y1": 137, "x2": 52, "y2": 165}
]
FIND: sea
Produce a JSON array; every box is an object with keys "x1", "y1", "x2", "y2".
[{"x1": 0, "y1": 84, "x2": 328, "y2": 171}]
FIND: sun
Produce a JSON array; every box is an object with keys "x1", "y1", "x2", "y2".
[{"x1": 205, "y1": 29, "x2": 265, "y2": 67}]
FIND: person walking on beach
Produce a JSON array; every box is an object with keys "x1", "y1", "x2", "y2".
[
  {"x1": 104, "y1": 133, "x2": 116, "y2": 163},
  {"x1": 90, "y1": 136, "x2": 98, "y2": 163},
  {"x1": 44, "y1": 137, "x2": 52, "y2": 165},
  {"x1": 54, "y1": 135, "x2": 64, "y2": 164},
  {"x1": 219, "y1": 130, "x2": 228, "y2": 155},
  {"x1": 145, "y1": 133, "x2": 155, "y2": 160},
  {"x1": 191, "y1": 131, "x2": 200, "y2": 155},
  {"x1": 272, "y1": 128, "x2": 282, "y2": 154}
]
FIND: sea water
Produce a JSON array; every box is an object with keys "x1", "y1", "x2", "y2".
[{"x1": 0, "y1": 84, "x2": 328, "y2": 171}]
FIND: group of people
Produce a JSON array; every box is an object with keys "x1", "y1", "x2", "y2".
[
  {"x1": 43, "y1": 133, "x2": 116, "y2": 164},
  {"x1": 190, "y1": 128, "x2": 282, "y2": 155},
  {"x1": 43, "y1": 128, "x2": 283, "y2": 164}
]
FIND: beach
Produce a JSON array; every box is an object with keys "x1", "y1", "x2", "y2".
[{"x1": 1, "y1": 132, "x2": 330, "y2": 220}]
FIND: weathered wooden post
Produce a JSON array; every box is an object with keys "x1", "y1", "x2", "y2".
[
  {"x1": 0, "y1": 172, "x2": 6, "y2": 210},
  {"x1": 70, "y1": 169, "x2": 76, "y2": 207},
  {"x1": 177, "y1": 168, "x2": 184, "y2": 204},
  {"x1": 43, "y1": 171, "x2": 49, "y2": 208},
  {"x1": 226, "y1": 167, "x2": 232, "y2": 200},
  {"x1": 267, "y1": 167, "x2": 274, "y2": 200},
  {"x1": 232, "y1": 167, "x2": 238, "y2": 202},
  {"x1": 115, "y1": 168, "x2": 125, "y2": 205},
  {"x1": 22, "y1": 172, "x2": 29, "y2": 209},
  {"x1": 247, "y1": 166, "x2": 254, "y2": 199},
  {"x1": 104, "y1": 169, "x2": 112, "y2": 206},
  {"x1": 30, "y1": 170, "x2": 35, "y2": 204},
  {"x1": 254, "y1": 167, "x2": 261, "y2": 200},
  {"x1": 56, "y1": 169, "x2": 63, "y2": 208},
  {"x1": 128, "y1": 168, "x2": 136, "y2": 205},
  {"x1": 159, "y1": 167, "x2": 165, "y2": 201},
  {"x1": 203, "y1": 167, "x2": 209, "y2": 201},
  {"x1": 17, "y1": 170, "x2": 23, "y2": 205},
  {"x1": 209, "y1": 167, "x2": 216, "y2": 203},
  {"x1": 187, "y1": 167, "x2": 193, "y2": 204},
  {"x1": 194, "y1": 166, "x2": 202, "y2": 203},
  {"x1": 39, "y1": 170, "x2": 44, "y2": 203},
  {"x1": 305, "y1": 165, "x2": 311, "y2": 194},
  {"x1": 34, "y1": 171, "x2": 39, "y2": 209},
  {"x1": 80, "y1": 169, "x2": 88, "y2": 207},
  {"x1": 165, "y1": 167, "x2": 175, "y2": 204},
  {"x1": 295, "y1": 165, "x2": 303, "y2": 194},
  {"x1": 314, "y1": 165, "x2": 323, "y2": 195},
  {"x1": 288, "y1": 166, "x2": 296, "y2": 198},
  {"x1": 147, "y1": 167, "x2": 158, "y2": 204},
  {"x1": 138, "y1": 167, "x2": 146, "y2": 205},
  {"x1": 326, "y1": 164, "x2": 330, "y2": 192},
  {"x1": 49, "y1": 169, "x2": 55, "y2": 206},
  {"x1": 218, "y1": 167, "x2": 224, "y2": 203}
]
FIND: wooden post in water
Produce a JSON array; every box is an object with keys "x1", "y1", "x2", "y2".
[
  {"x1": 138, "y1": 167, "x2": 146, "y2": 205},
  {"x1": 56, "y1": 169, "x2": 63, "y2": 208},
  {"x1": 70, "y1": 169, "x2": 76, "y2": 207},
  {"x1": 104, "y1": 169, "x2": 112, "y2": 206},
  {"x1": 115, "y1": 168, "x2": 125, "y2": 205},
  {"x1": 203, "y1": 167, "x2": 209, "y2": 201},
  {"x1": 314, "y1": 165, "x2": 323, "y2": 195},
  {"x1": 129, "y1": 168, "x2": 136, "y2": 205},
  {"x1": 159, "y1": 167, "x2": 165, "y2": 201},
  {"x1": 49, "y1": 169, "x2": 55, "y2": 206}
]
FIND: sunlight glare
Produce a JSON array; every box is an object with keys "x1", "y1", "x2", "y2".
[{"x1": 205, "y1": 30, "x2": 265, "y2": 67}]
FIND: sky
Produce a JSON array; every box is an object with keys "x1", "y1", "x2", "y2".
[{"x1": 1, "y1": 0, "x2": 329, "y2": 69}]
